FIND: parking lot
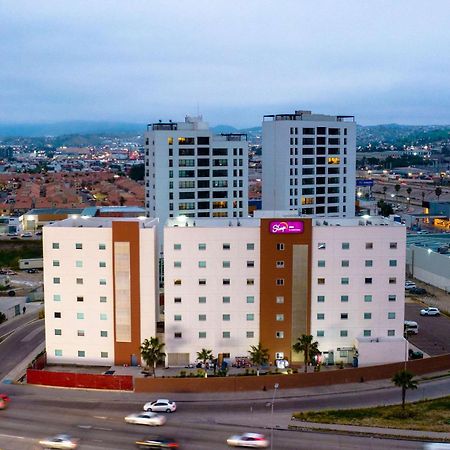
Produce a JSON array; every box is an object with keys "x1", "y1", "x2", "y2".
[{"x1": 405, "y1": 302, "x2": 450, "y2": 356}]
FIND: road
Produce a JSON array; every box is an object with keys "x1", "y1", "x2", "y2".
[
  {"x1": 405, "y1": 302, "x2": 450, "y2": 355},
  {"x1": 1, "y1": 376, "x2": 449, "y2": 449}
]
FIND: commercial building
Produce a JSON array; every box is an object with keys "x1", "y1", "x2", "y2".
[
  {"x1": 262, "y1": 110, "x2": 356, "y2": 218},
  {"x1": 164, "y1": 215, "x2": 406, "y2": 367},
  {"x1": 144, "y1": 115, "x2": 248, "y2": 241},
  {"x1": 43, "y1": 217, "x2": 158, "y2": 366}
]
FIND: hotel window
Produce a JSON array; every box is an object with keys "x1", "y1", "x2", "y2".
[
  {"x1": 54, "y1": 329, "x2": 62, "y2": 336},
  {"x1": 223, "y1": 261, "x2": 230, "y2": 268},
  {"x1": 77, "y1": 313, "x2": 84, "y2": 320},
  {"x1": 317, "y1": 242, "x2": 326, "y2": 250},
  {"x1": 276, "y1": 296, "x2": 284, "y2": 304},
  {"x1": 388, "y1": 312, "x2": 396, "y2": 319},
  {"x1": 390, "y1": 242, "x2": 398, "y2": 249},
  {"x1": 101, "y1": 352, "x2": 108, "y2": 358},
  {"x1": 198, "y1": 243, "x2": 206, "y2": 250},
  {"x1": 363, "y1": 330, "x2": 371, "y2": 337},
  {"x1": 76, "y1": 278, "x2": 83, "y2": 285},
  {"x1": 198, "y1": 314, "x2": 207, "y2": 321},
  {"x1": 55, "y1": 349, "x2": 62, "y2": 357},
  {"x1": 198, "y1": 261, "x2": 206, "y2": 268},
  {"x1": 317, "y1": 330, "x2": 325, "y2": 337},
  {"x1": 340, "y1": 330, "x2": 348, "y2": 337},
  {"x1": 53, "y1": 277, "x2": 60, "y2": 284},
  {"x1": 100, "y1": 313, "x2": 107, "y2": 320},
  {"x1": 174, "y1": 279, "x2": 181, "y2": 285},
  {"x1": 365, "y1": 260, "x2": 373, "y2": 267},
  {"x1": 173, "y1": 261, "x2": 181, "y2": 268},
  {"x1": 223, "y1": 243, "x2": 231, "y2": 250},
  {"x1": 276, "y1": 260, "x2": 284, "y2": 268},
  {"x1": 77, "y1": 330, "x2": 85, "y2": 337},
  {"x1": 341, "y1": 313, "x2": 348, "y2": 320},
  {"x1": 247, "y1": 260, "x2": 255, "y2": 268},
  {"x1": 99, "y1": 279, "x2": 106, "y2": 286},
  {"x1": 199, "y1": 279, "x2": 207, "y2": 285},
  {"x1": 223, "y1": 314, "x2": 231, "y2": 321},
  {"x1": 388, "y1": 294, "x2": 397, "y2": 302},
  {"x1": 246, "y1": 313, "x2": 254, "y2": 321},
  {"x1": 388, "y1": 330, "x2": 396, "y2": 336},
  {"x1": 317, "y1": 260, "x2": 326, "y2": 268},
  {"x1": 52, "y1": 242, "x2": 60, "y2": 249},
  {"x1": 317, "y1": 278, "x2": 325, "y2": 285},
  {"x1": 100, "y1": 330, "x2": 108, "y2": 337},
  {"x1": 52, "y1": 260, "x2": 60, "y2": 267},
  {"x1": 247, "y1": 279, "x2": 255, "y2": 285},
  {"x1": 223, "y1": 279, "x2": 230, "y2": 285},
  {"x1": 78, "y1": 351, "x2": 85, "y2": 358},
  {"x1": 174, "y1": 315, "x2": 182, "y2": 321},
  {"x1": 247, "y1": 243, "x2": 255, "y2": 250},
  {"x1": 365, "y1": 277, "x2": 372, "y2": 284},
  {"x1": 317, "y1": 295, "x2": 325, "y2": 302},
  {"x1": 76, "y1": 260, "x2": 83, "y2": 268},
  {"x1": 389, "y1": 277, "x2": 397, "y2": 284},
  {"x1": 365, "y1": 242, "x2": 373, "y2": 249},
  {"x1": 174, "y1": 332, "x2": 182, "y2": 339},
  {"x1": 341, "y1": 277, "x2": 349, "y2": 285},
  {"x1": 389, "y1": 260, "x2": 397, "y2": 267},
  {"x1": 222, "y1": 296, "x2": 231, "y2": 304},
  {"x1": 364, "y1": 312, "x2": 372, "y2": 319},
  {"x1": 75, "y1": 243, "x2": 82, "y2": 250},
  {"x1": 199, "y1": 332, "x2": 207, "y2": 339},
  {"x1": 199, "y1": 296, "x2": 207, "y2": 303},
  {"x1": 276, "y1": 331, "x2": 284, "y2": 339},
  {"x1": 246, "y1": 331, "x2": 255, "y2": 338},
  {"x1": 76, "y1": 296, "x2": 84, "y2": 302},
  {"x1": 341, "y1": 242, "x2": 350, "y2": 250},
  {"x1": 99, "y1": 261, "x2": 106, "y2": 268},
  {"x1": 223, "y1": 331, "x2": 231, "y2": 339},
  {"x1": 317, "y1": 313, "x2": 325, "y2": 320},
  {"x1": 54, "y1": 312, "x2": 61, "y2": 318},
  {"x1": 174, "y1": 243, "x2": 181, "y2": 250},
  {"x1": 276, "y1": 314, "x2": 284, "y2": 321},
  {"x1": 341, "y1": 260, "x2": 349, "y2": 267},
  {"x1": 53, "y1": 294, "x2": 61, "y2": 302},
  {"x1": 99, "y1": 243, "x2": 106, "y2": 250},
  {"x1": 247, "y1": 296, "x2": 254, "y2": 303},
  {"x1": 276, "y1": 279, "x2": 285, "y2": 286},
  {"x1": 364, "y1": 295, "x2": 372, "y2": 302},
  {"x1": 341, "y1": 295, "x2": 349, "y2": 302},
  {"x1": 276, "y1": 243, "x2": 285, "y2": 251},
  {"x1": 174, "y1": 297, "x2": 182, "y2": 304},
  {"x1": 100, "y1": 296, "x2": 107, "y2": 303}
]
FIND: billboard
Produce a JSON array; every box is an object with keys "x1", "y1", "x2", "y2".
[
  {"x1": 269, "y1": 221, "x2": 304, "y2": 234},
  {"x1": 356, "y1": 179, "x2": 374, "y2": 187}
]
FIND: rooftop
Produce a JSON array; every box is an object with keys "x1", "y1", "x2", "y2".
[
  {"x1": 263, "y1": 110, "x2": 355, "y2": 123},
  {"x1": 166, "y1": 217, "x2": 260, "y2": 228},
  {"x1": 46, "y1": 217, "x2": 158, "y2": 229}
]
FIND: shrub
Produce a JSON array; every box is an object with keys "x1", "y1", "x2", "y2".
[{"x1": 179, "y1": 370, "x2": 186, "y2": 378}]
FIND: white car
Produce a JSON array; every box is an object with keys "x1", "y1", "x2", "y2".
[
  {"x1": 21, "y1": 232, "x2": 33, "y2": 238},
  {"x1": 405, "y1": 281, "x2": 416, "y2": 290},
  {"x1": 420, "y1": 307, "x2": 440, "y2": 316},
  {"x1": 227, "y1": 432, "x2": 269, "y2": 448},
  {"x1": 39, "y1": 434, "x2": 79, "y2": 449},
  {"x1": 124, "y1": 411, "x2": 166, "y2": 426},
  {"x1": 143, "y1": 398, "x2": 177, "y2": 413}
]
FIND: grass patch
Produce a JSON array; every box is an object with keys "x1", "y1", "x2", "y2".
[
  {"x1": 0, "y1": 240, "x2": 42, "y2": 268},
  {"x1": 292, "y1": 396, "x2": 450, "y2": 432}
]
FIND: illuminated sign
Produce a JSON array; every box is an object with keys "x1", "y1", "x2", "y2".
[{"x1": 269, "y1": 221, "x2": 304, "y2": 234}]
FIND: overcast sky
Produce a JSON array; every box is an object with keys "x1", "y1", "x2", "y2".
[{"x1": 1, "y1": 0, "x2": 450, "y2": 127}]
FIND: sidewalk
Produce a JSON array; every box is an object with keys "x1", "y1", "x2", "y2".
[{"x1": 0, "y1": 302, "x2": 43, "y2": 340}]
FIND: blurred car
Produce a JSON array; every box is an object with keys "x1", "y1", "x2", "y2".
[
  {"x1": 409, "y1": 349, "x2": 424, "y2": 360},
  {"x1": 405, "y1": 281, "x2": 417, "y2": 290},
  {"x1": 408, "y1": 287, "x2": 427, "y2": 295},
  {"x1": 420, "y1": 307, "x2": 440, "y2": 316},
  {"x1": 227, "y1": 432, "x2": 269, "y2": 448},
  {"x1": 135, "y1": 437, "x2": 179, "y2": 448},
  {"x1": 143, "y1": 399, "x2": 176, "y2": 413},
  {"x1": 6, "y1": 232, "x2": 18, "y2": 237},
  {"x1": 38, "y1": 434, "x2": 79, "y2": 449},
  {"x1": 27, "y1": 268, "x2": 38, "y2": 273},
  {"x1": 21, "y1": 232, "x2": 33, "y2": 238},
  {"x1": 0, "y1": 393, "x2": 10, "y2": 409},
  {"x1": 423, "y1": 444, "x2": 450, "y2": 449},
  {"x1": 125, "y1": 412, "x2": 166, "y2": 426},
  {"x1": 35, "y1": 231, "x2": 43, "y2": 236}
]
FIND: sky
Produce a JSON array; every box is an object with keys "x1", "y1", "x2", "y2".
[{"x1": 1, "y1": 0, "x2": 450, "y2": 127}]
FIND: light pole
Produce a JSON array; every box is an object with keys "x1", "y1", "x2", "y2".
[{"x1": 270, "y1": 383, "x2": 279, "y2": 450}]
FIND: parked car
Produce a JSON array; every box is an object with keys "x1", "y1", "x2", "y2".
[
  {"x1": 0, "y1": 393, "x2": 10, "y2": 409},
  {"x1": 38, "y1": 434, "x2": 79, "y2": 449},
  {"x1": 404, "y1": 320, "x2": 419, "y2": 335},
  {"x1": 408, "y1": 287, "x2": 427, "y2": 295},
  {"x1": 409, "y1": 349, "x2": 424, "y2": 360},
  {"x1": 405, "y1": 281, "x2": 417, "y2": 290},
  {"x1": 420, "y1": 307, "x2": 440, "y2": 316},
  {"x1": 6, "y1": 232, "x2": 18, "y2": 237},
  {"x1": 125, "y1": 412, "x2": 166, "y2": 426},
  {"x1": 21, "y1": 232, "x2": 33, "y2": 238},
  {"x1": 135, "y1": 437, "x2": 179, "y2": 448},
  {"x1": 227, "y1": 432, "x2": 269, "y2": 448},
  {"x1": 35, "y1": 231, "x2": 43, "y2": 236},
  {"x1": 143, "y1": 399, "x2": 177, "y2": 413},
  {"x1": 27, "y1": 268, "x2": 38, "y2": 273}
]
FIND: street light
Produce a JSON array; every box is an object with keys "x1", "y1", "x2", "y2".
[{"x1": 270, "y1": 383, "x2": 279, "y2": 450}]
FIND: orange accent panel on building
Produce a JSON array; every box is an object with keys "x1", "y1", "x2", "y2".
[
  {"x1": 112, "y1": 221, "x2": 141, "y2": 365},
  {"x1": 259, "y1": 218, "x2": 312, "y2": 363}
]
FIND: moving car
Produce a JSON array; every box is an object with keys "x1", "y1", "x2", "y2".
[
  {"x1": 0, "y1": 393, "x2": 10, "y2": 409},
  {"x1": 143, "y1": 399, "x2": 177, "y2": 413},
  {"x1": 38, "y1": 434, "x2": 79, "y2": 449},
  {"x1": 135, "y1": 437, "x2": 179, "y2": 448},
  {"x1": 227, "y1": 432, "x2": 269, "y2": 448},
  {"x1": 125, "y1": 412, "x2": 166, "y2": 426},
  {"x1": 420, "y1": 307, "x2": 440, "y2": 316}
]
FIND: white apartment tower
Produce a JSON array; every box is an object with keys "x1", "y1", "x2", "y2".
[
  {"x1": 144, "y1": 116, "x2": 249, "y2": 236},
  {"x1": 262, "y1": 110, "x2": 356, "y2": 217}
]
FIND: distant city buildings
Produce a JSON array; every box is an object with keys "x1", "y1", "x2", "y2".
[{"x1": 262, "y1": 110, "x2": 356, "y2": 218}]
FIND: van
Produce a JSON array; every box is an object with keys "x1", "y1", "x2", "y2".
[{"x1": 404, "y1": 320, "x2": 419, "y2": 335}]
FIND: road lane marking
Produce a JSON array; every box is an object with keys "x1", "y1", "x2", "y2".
[{"x1": 93, "y1": 415, "x2": 107, "y2": 419}]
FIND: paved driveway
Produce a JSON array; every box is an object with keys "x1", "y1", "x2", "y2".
[{"x1": 405, "y1": 302, "x2": 450, "y2": 355}]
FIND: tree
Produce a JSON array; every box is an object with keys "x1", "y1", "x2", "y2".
[
  {"x1": 377, "y1": 199, "x2": 394, "y2": 217},
  {"x1": 129, "y1": 163, "x2": 145, "y2": 181},
  {"x1": 248, "y1": 343, "x2": 269, "y2": 376},
  {"x1": 382, "y1": 186, "x2": 387, "y2": 198},
  {"x1": 406, "y1": 187, "x2": 412, "y2": 204},
  {"x1": 391, "y1": 370, "x2": 418, "y2": 410},
  {"x1": 421, "y1": 191, "x2": 426, "y2": 203},
  {"x1": 394, "y1": 183, "x2": 401, "y2": 194},
  {"x1": 196, "y1": 348, "x2": 213, "y2": 376},
  {"x1": 292, "y1": 334, "x2": 320, "y2": 373},
  {"x1": 140, "y1": 337, "x2": 166, "y2": 378},
  {"x1": 435, "y1": 186, "x2": 442, "y2": 201}
]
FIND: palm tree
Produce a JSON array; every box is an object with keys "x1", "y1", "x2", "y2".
[
  {"x1": 292, "y1": 334, "x2": 320, "y2": 373},
  {"x1": 391, "y1": 369, "x2": 418, "y2": 410},
  {"x1": 196, "y1": 348, "x2": 213, "y2": 376},
  {"x1": 140, "y1": 337, "x2": 166, "y2": 378},
  {"x1": 406, "y1": 187, "x2": 412, "y2": 205},
  {"x1": 394, "y1": 183, "x2": 401, "y2": 194},
  {"x1": 382, "y1": 186, "x2": 387, "y2": 199},
  {"x1": 248, "y1": 343, "x2": 269, "y2": 376},
  {"x1": 421, "y1": 191, "x2": 426, "y2": 204},
  {"x1": 435, "y1": 186, "x2": 442, "y2": 201}
]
